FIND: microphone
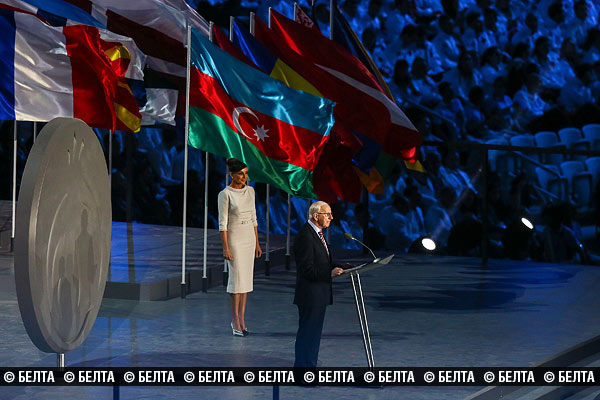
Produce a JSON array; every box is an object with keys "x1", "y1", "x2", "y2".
[{"x1": 344, "y1": 232, "x2": 377, "y2": 260}]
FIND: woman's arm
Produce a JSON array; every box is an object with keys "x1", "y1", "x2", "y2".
[
  {"x1": 220, "y1": 231, "x2": 233, "y2": 260},
  {"x1": 251, "y1": 187, "x2": 261, "y2": 258},
  {"x1": 254, "y1": 226, "x2": 262, "y2": 258},
  {"x1": 218, "y1": 191, "x2": 232, "y2": 260}
]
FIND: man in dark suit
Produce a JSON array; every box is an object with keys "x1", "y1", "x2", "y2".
[{"x1": 293, "y1": 201, "x2": 344, "y2": 368}]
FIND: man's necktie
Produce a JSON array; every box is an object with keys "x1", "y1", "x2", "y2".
[{"x1": 318, "y1": 231, "x2": 329, "y2": 255}]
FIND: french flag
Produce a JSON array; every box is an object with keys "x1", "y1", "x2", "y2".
[
  {"x1": 0, "y1": 7, "x2": 143, "y2": 132},
  {"x1": 11, "y1": 0, "x2": 210, "y2": 125}
]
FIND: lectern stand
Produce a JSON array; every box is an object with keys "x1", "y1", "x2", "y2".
[{"x1": 336, "y1": 255, "x2": 394, "y2": 368}]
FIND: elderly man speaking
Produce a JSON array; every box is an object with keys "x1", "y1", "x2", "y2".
[{"x1": 293, "y1": 201, "x2": 344, "y2": 368}]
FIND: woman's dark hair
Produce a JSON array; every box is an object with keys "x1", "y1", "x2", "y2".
[{"x1": 227, "y1": 158, "x2": 247, "y2": 173}]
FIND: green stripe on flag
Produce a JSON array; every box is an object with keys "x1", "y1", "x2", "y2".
[{"x1": 189, "y1": 107, "x2": 317, "y2": 199}]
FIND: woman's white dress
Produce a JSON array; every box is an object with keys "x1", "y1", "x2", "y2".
[{"x1": 218, "y1": 185, "x2": 257, "y2": 293}]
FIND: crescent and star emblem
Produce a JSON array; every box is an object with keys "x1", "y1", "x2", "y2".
[{"x1": 232, "y1": 106, "x2": 270, "y2": 142}]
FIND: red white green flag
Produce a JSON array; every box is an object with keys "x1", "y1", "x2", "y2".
[{"x1": 188, "y1": 28, "x2": 336, "y2": 199}]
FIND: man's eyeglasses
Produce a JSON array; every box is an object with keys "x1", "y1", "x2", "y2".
[{"x1": 316, "y1": 212, "x2": 333, "y2": 217}]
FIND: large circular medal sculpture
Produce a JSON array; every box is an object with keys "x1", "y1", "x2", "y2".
[{"x1": 14, "y1": 118, "x2": 111, "y2": 354}]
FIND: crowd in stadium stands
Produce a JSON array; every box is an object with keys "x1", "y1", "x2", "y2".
[
  {"x1": 2, "y1": 0, "x2": 600, "y2": 264},
  {"x1": 326, "y1": 0, "x2": 599, "y2": 263},
  {"x1": 244, "y1": 0, "x2": 599, "y2": 263}
]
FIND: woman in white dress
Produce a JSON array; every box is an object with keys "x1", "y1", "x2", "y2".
[{"x1": 218, "y1": 158, "x2": 262, "y2": 337}]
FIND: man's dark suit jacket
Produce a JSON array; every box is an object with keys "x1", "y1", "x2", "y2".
[{"x1": 293, "y1": 222, "x2": 335, "y2": 307}]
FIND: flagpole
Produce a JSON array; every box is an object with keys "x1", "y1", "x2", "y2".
[
  {"x1": 223, "y1": 161, "x2": 229, "y2": 287},
  {"x1": 108, "y1": 129, "x2": 113, "y2": 282},
  {"x1": 265, "y1": 184, "x2": 270, "y2": 275},
  {"x1": 285, "y1": 194, "x2": 291, "y2": 270},
  {"x1": 223, "y1": 16, "x2": 235, "y2": 287},
  {"x1": 329, "y1": 0, "x2": 334, "y2": 39},
  {"x1": 283, "y1": 7, "x2": 294, "y2": 271},
  {"x1": 11, "y1": 121, "x2": 17, "y2": 252},
  {"x1": 202, "y1": 23, "x2": 215, "y2": 294},
  {"x1": 252, "y1": 11, "x2": 271, "y2": 276},
  {"x1": 108, "y1": 130, "x2": 113, "y2": 184},
  {"x1": 181, "y1": 23, "x2": 192, "y2": 298},
  {"x1": 203, "y1": 152, "x2": 209, "y2": 293}
]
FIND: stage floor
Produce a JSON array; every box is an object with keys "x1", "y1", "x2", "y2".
[{"x1": 2, "y1": 247, "x2": 600, "y2": 398}]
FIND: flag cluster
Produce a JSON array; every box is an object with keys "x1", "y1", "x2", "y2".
[
  {"x1": 0, "y1": 0, "x2": 210, "y2": 130},
  {"x1": 0, "y1": 6, "x2": 143, "y2": 132},
  {"x1": 0, "y1": 0, "x2": 421, "y2": 202},
  {"x1": 197, "y1": 8, "x2": 422, "y2": 201}
]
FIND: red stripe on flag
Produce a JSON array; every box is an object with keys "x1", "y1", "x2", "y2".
[
  {"x1": 65, "y1": 25, "x2": 140, "y2": 132},
  {"x1": 190, "y1": 67, "x2": 328, "y2": 171},
  {"x1": 64, "y1": 24, "x2": 118, "y2": 131},
  {"x1": 98, "y1": 37, "x2": 141, "y2": 131}
]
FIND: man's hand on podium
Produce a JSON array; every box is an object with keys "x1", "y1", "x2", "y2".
[{"x1": 331, "y1": 267, "x2": 344, "y2": 277}]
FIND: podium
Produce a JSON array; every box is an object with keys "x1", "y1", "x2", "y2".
[{"x1": 335, "y1": 255, "x2": 394, "y2": 368}]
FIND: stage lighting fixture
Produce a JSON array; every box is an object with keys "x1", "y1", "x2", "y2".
[
  {"x1": 521, "y1": 217, "x2": 534, "y2": 230},
  {"x1": 421, "y1": 237, "x2": 436, "y2": 251}
]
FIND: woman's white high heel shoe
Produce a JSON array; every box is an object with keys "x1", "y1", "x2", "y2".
[{"x1": 231, "y1": 322, "x2": 244, "y2": 337}]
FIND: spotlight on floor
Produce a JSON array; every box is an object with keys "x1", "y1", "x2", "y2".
[
  {"x1": 521, "y1": 217, "x2": 534, "y2": 230},
  {"x1": 421, "y1": 237, "x2": 437, "y2": 251}
]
